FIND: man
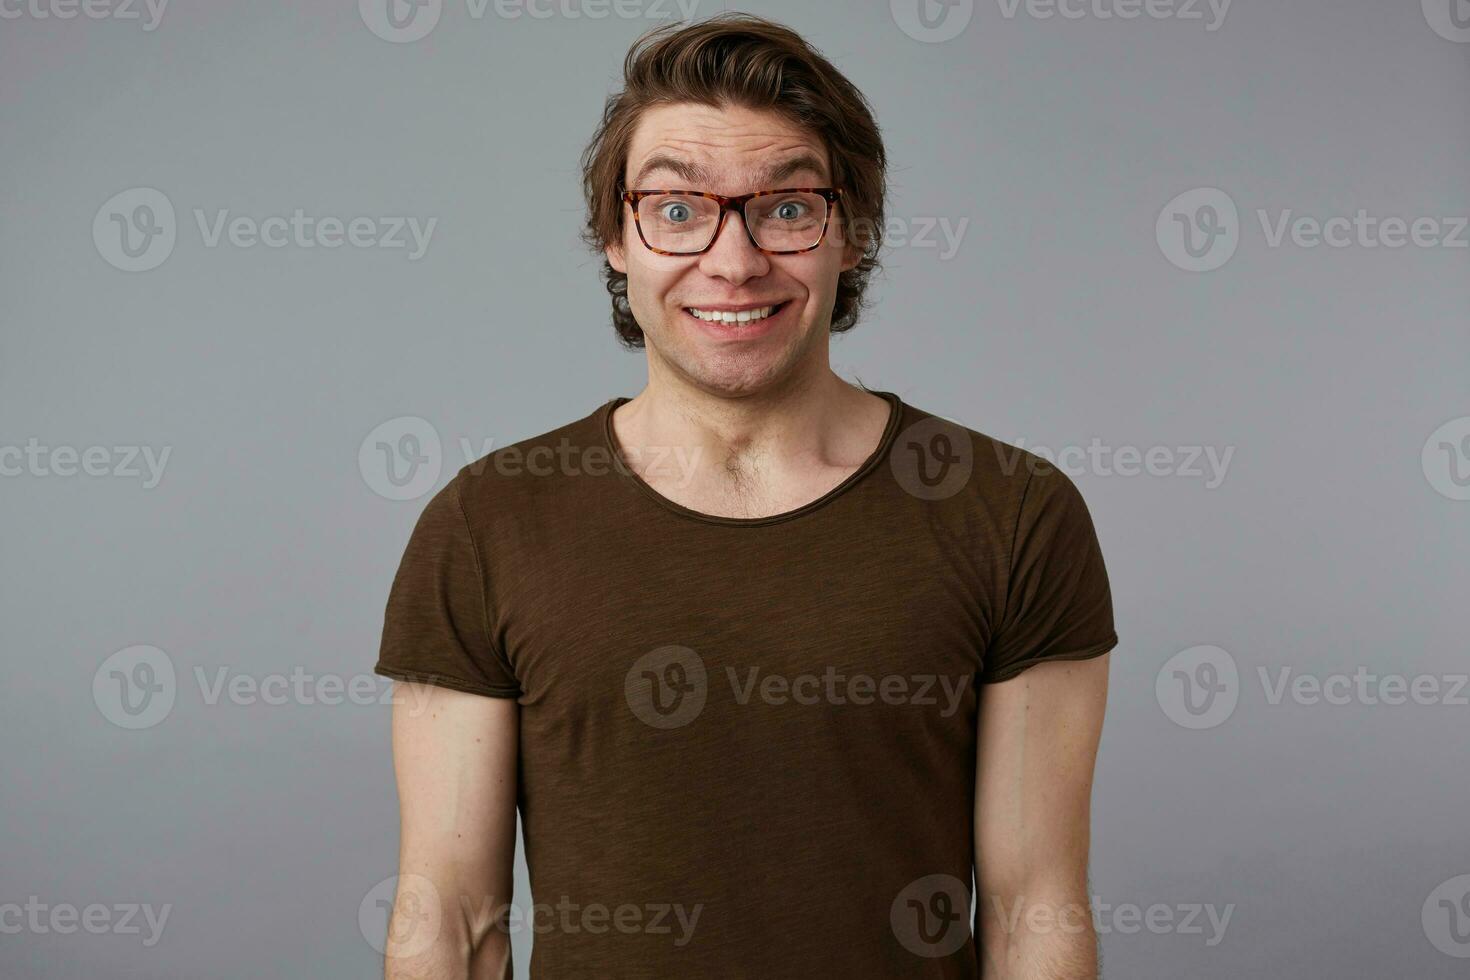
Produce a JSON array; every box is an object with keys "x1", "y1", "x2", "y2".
[{"x1": 375, "y1": 13, "x2": 1117, "y2": 978}]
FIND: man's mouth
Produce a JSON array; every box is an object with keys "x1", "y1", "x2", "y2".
[{"x1": 682, "y1": 301, "x2": 790, "y2": 325}]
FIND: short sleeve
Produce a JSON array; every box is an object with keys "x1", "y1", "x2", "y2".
[
  {"x1": 981, "y1": 464, "x2": 1118, "y2": 684},
  {"x1": 375, "y1": 473, "x2": 522, "y2": 698}
]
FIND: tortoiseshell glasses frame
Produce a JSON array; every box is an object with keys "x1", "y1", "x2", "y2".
[{"x1": 620, "y1": 187, "x2": 845, "y2": 256}]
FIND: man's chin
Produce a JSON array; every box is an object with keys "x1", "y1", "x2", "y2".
[{"x1": 655, "y1": 341, "x2": 815, "y2": 402}]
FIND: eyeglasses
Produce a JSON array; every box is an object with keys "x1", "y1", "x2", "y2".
[{"x1": 620, "y1": 187, "x2": 844, "y2": 256}]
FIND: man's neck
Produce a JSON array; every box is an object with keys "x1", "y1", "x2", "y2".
[{"x1": 610, "y1": 369, "x2": 893, "y2": 520}]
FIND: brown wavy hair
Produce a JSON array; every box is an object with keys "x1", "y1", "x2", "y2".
[{"x1": 579, "y1": 13, "x2": 888, "y2": 349}]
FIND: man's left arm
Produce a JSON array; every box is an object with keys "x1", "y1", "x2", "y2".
[{"x1": 974, "y1": 652, "x2": 1111, "y2": 980}]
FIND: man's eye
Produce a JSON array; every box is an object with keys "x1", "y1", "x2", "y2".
[
  {"x1": 659, "y1": 202, "x2": 694, "y2": 223},
  {"x1": 771, "y1": 200, "x2": 808, "y2": 221}
]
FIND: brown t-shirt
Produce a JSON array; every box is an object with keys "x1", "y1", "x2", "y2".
[{"x1": 375, "y1": 391, "x2": 1118, "y2": 978}]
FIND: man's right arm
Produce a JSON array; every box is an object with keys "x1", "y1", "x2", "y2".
[{"x1": 384, "y1": 682, "x2": 518, "y2": 980}]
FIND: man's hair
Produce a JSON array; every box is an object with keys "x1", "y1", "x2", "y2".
[{"x1": 580, "y1": 13, "x2": 888, "y2": 349}]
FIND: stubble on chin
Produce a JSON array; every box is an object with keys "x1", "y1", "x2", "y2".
[{"x1": 645, "y1": 305, "x2": 828, "y2": 399}]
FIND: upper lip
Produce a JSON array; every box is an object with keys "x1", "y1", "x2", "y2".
[{"x1": 683, "y1": 301, "x2": 786, "y2": 312}]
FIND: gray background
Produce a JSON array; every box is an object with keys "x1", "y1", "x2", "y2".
[{"x1": 2, "y1": 0, "x2": 1467, "y2": 976}]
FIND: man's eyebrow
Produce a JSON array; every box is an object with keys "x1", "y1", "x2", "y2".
[
  {"x1": 753, "y1": 154, "x2": 829, "y2": 187},
  {"x1": 631, "y1": 155, "x2": 713, "y2": 188},
  {"x1": 629, "y1": 152, "x2": 830, "y2": 190}
]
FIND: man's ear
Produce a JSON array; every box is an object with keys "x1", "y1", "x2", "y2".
[
  {"x1": 605, "y1": 240, "x2": 627, "y2": 275},
  {"x1": 834, "y1": 211, "x2": 865, "y2": 272}
]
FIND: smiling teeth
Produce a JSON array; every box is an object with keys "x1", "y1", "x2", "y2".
[{"x1": 688, "y1": 305, "x2": 777, "y2": 323}]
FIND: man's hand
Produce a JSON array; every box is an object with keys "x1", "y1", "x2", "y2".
[
  {"x1": 975, "y1": 654, "x2": 1111, "y2": 979},
  {"x1": 384, "y1": 683, "x2": 519, "y2": 980}
]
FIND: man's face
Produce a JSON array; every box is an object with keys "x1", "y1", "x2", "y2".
[{"x1": 606, "y1": 102, "x2": 860, "y2": 398}]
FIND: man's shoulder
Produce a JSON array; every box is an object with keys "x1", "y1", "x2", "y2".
[
  {"x1": 449, "y1": 398, "x2": 621, "y2": 516},
  {"x1": 892, "y1": 397, "x2": 1067, "y2": 500}
]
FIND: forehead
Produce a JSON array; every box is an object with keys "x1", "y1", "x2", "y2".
[{"x1": 625, "y1": 102, "x2": 831, "y2": 190}]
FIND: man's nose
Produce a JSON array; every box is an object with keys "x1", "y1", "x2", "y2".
[{"x1": 697, "y1": 209, "x2": 770, "y2": 285}]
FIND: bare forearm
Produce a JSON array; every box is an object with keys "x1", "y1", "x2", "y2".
[
  {"x1": 973, "y1": 659, "x2": 1110, "y2": 980},
  {"x1": 383, "y1": 934, "x2": 510, "y2": 980},
  {"x1": 381, "y1": 871, "x2": 513, "y2": 980},
  {"x1": 385, "y1": 686, "x2": 519, "y2": 980},
  {"x1": 977, "y1": 889, "x2": 1097, "y2": 980}
]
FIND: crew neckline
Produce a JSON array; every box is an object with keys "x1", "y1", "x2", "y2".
[{"x1": 600, "y1": 390, "x2": 904, "y2": 528}]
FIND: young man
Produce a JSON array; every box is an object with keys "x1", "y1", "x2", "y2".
[{"x1": 375, "y1": 14, "x2": 1117, "y2": 978}]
